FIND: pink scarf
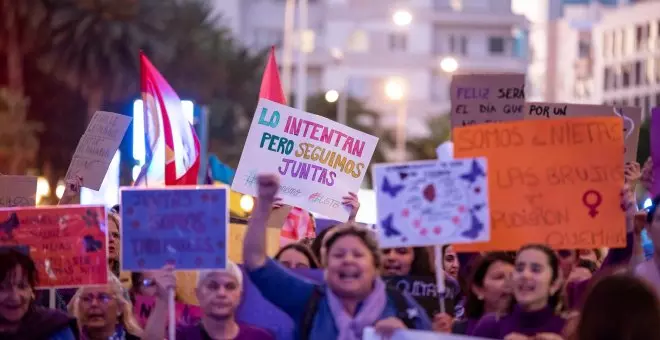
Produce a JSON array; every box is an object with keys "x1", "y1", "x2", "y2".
[{"x1": 326, "y1": 278, "x2": 388, "y2": 340}]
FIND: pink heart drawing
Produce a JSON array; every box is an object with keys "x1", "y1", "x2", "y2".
[
  {"x1": 452, "y1": 216, "x2": 460, "y2": 225},
  {"x1": 420, "y1": 228, "x2": 428, "y2": 236},
  {"x1": 458, "y1": 205, "x2": 466, "y2": 213},
  {"x1": 413, "y1": 219, "x2": 421, "y2": 228},
  {"x1": 433, "y1": 226, "x2": 442, "y2": 235},
  {"x1": 401, "y1": 209, "x2": 410, "y2": 217}
]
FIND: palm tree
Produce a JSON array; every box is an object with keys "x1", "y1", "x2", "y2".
[
  {"x1": 305, "y1": 93, "x2": 388, "y2": 188},
  {"x1": 0, "y1": 0, "x2": 49, "y2": 96},
  {"x1": 0, "y1": 87, "x2": 44, "y2": 174},
  {"x1": 404, "y1": 114, "x2": 452, "y2": 160},
  {"x1": 37, "y1": 0, "x2": 170, "y2": 121}
]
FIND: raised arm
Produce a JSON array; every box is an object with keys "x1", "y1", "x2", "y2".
[
  {"x1": 58, "y1": 176, "x2": 82, "y2": 205},
  {"x1": 141, "y1": 267, "x2": 176, "y2": 340},
  {"x1": 243, "y1": 174, "x2": 280, "y2": 270}
]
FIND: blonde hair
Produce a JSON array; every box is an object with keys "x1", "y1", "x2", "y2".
[
  {"x1": 69, "y1": 272, "x2": 143, "y2": 337},
  {"x1": 197, "y1": 260, "x2": 243, "y2": 289}
]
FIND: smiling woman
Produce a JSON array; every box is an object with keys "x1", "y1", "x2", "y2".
[{"x1": 241, "y1": 174, "x2": 433, "y2": 340}]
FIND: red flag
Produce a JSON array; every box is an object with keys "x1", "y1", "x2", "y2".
[
  {"x1": 136, "y1": 52, "x2": 200, "y2": 186},
  {"x1": 259, "y1": 46, "x2": 287, "y2": 105},
  {"x1": 257, "y1": 47, "x2": 316, "y2": 238}
]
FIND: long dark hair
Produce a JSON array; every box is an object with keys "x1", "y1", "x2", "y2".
[
  {"x1": 575, "y1": 273, "x2": 660, "y2": 340},
  {"x1": 464, "y1": 252, "x2": 515, "y2": 319},
  {"x1": 274, "y1": 243, "x2": 320, "y2": 268},
  {"x1": 0, "y1": 248, "x2": 38, "y2": 289},
  {"x1": 517, "y1": 244, "x2": 562, "y2": 310}
]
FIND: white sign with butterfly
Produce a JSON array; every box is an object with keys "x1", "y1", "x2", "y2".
[{"x1": 372, "y1": 158, "x2": 490, "y2": 248}]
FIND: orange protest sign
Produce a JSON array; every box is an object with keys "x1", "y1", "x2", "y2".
[
  {"x1": 0, "y1": 205, "x2": 108, "y2": 288},
  {"x1": 453, "y1": 117, "x2": 626, "y2": 251}
]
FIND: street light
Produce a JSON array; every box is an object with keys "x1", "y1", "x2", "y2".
[
  {"x1": 325, "y1": 90, "x2": 339, "y2": 103},
  {"x1": 384, "y1": 78, "x2": 406, "y2": 101},
  {"x1": 392, "y1": 10, "x2": 413, "y2": 27},
  {"x1": 440, "y1": 57, "x2": 459, "y2": 73},
  {"x1": 384, "y1": 77, "x2": 407, "y2": 162}
]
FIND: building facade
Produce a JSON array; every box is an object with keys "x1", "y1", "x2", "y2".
[
  {"x1": 212, "y1": 0, "x2": 528, "y2": 137},
  {"x1": 592, "y1": 0, "x2": 660, "y2": 117}
]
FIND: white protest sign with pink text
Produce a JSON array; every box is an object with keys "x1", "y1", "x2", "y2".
[{"x1": 232, "y1": 98, "x2": 378, "y2": 221}]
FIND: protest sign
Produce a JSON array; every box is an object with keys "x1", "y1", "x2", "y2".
[
  {"x1": 372, "y1": 159, "x2": 490, "y2": 248},
  {"x1": 0, "y1": 175, "x2": 37, "y2": 207},
  {"x1": 652, "y1": 107, "x2": 660, "y2": 197},
  {"x1": 0, "y1": 205, "x2": 107, "y2": 288},
  {"x1": 450, "y1": 73, "x2": 525, "y2": 128},
  {"x1": 133, "y1": 294, "x2": 202, "y2": 328},
  {"x1": 232, "y1": 98, "x2": 379, "y2": 221},
  {"x1": 229, "y1": 222, "x2": 280, "y2": 263},
  {"x1": 525, "y1": 102, "x2": 642, "y2": 163},
  {"x1": 363, "y1": 327, "x2": 490, "y2": 340},
  {"x1": 65, "y1": 111, "x2": 131, "y2": 190},
  {"x1": 120, "y1": 186, "x2": 228, "y2": 270},
  {"x1": 453, "y1": 117, "x2": 626, "y2": 251},
  {"x1": 383, "y1": 276, "x2": 456, "y2": 317}
]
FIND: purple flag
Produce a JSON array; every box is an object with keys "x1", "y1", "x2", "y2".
[{"x1": 652, "y1": 107, "x2": 660, "y2": 197}]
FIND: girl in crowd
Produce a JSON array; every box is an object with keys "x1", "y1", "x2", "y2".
[
  {"x1": 108, "y1": 212, "x2": 122, "y2": 278},
  {"x1": 570, "y1": 273, "x2": 660, "y2": 340},
  {"x1": 0, "y1": 249, "x2": 77, "y2": 340},
  {"x1": 472, "y1": 244, "x2": 565, "y2": 339},
  {"x1": 69, "y1": 274, "x2": 143, "y2": 339},
  {"x1": 634, "y1": 193, "x2": 660, "y2": 293},
  {"x1": 243, "y1": 174, "x2": 432, "y2": 339},
  {"x1": 381, "y1": 247, "x2": 433, "y2": 277},
  {"x1": 442, "y1": 245, "x2": 460, "y2": 280},
  {"x1": 142, "y1": 262, "x2": 273, "y2": 340},
  {"x1": 453, "y1": 252, "x2": 515, "y2": 335},
  {"x1": 274, "y1": 243, "x2": 320, "y2": 269}
]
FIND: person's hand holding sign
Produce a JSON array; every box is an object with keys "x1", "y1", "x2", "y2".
[
  {"x1": 58, "y1": 175, "x2": 82, "y2": 205},
  {"x1": 342, "y1": 192, "x2": 360, "y2": 221},
  {"x1": 621, "y1": 184, "x2": 638, "y2": 233},
  {"x1": 641, "y1": 157, "x2": 653, "y2": 192},
  {"x1": 624, "y1": 161, "x2": 642, "y2": 186}
]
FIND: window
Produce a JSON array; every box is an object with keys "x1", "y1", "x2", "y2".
[
  {"x1": 603, "y1": 68, "x2": 610, "y2": 91},
  {"x1": 488, "y1": 37, "x2": 505, "y2": 55},
  {"x1": 636, "y1": 25, "x2": 643, "y2": 51},
  {"x1": 634, "y1": 96, "x2": 640, "y2": 107},
  {"x1": 578, "y1": 40, "x2": 590, "y2": 58},
  {"x1": 450, "y1": 0, "x2": 462, "y2": 11},
  {"x1": 348, "y1": 30, "x2": 369, "y2": 52},
  {"x1": 449, "y1": 35, "x2": 468, "y2": 56},
  {"x1": 622, "y1": 65, "x2": 631, "y2": 88},
  {"x1": 388, "y1": 33, "x2": 407, "y2": 52},
  {"x1": 644, "y1": 96, "x2": 650, "y2": 117},
  {"x1": 656, "y1": 92, "x2": 660, "y2": 107},
  {"x1": 635, "y1": 61, "x2": 642, "y2": 86}
]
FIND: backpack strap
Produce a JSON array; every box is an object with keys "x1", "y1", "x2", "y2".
[
  {"x1": 300, "y1": 285, "x2": 324, "y2": 340},
  {"x1": 385, "y1": 287, "x2": 418, "y2": 330}
]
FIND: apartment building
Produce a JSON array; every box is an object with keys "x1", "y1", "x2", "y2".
[
  {"x1": 592, "y1": 0, "x2": 660, "y2": 117},
  {"x1": 213, "y1": 0, "x2": 528, "y2": 136}
]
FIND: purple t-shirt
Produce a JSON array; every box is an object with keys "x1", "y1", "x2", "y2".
[
  {"x1": 472, "y1": 305, "x2": 565, "y2": 339},
  {"x1": 176, "y1": 322, "x2": 274, "y2": 340}
]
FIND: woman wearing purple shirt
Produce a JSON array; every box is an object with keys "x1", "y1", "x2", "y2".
[{"x1": 472, "y1": 245, "x2": 565, "y2": 340}]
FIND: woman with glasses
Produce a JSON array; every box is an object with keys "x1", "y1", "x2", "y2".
[{"x1": 69, "y1": 274, "x2": 143, "y2": 340}]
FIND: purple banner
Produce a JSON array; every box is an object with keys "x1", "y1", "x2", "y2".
[{"x1": 652, "y1": 107, "x2": 660, "y2": 197}]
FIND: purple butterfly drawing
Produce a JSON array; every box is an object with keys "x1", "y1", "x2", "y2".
[
  {"x1": 460, "y1": 160, "x2": 486, "y2": 185},
  {"x1": 382, "y1": 177, "x2": 405, "y2": 198},
  {"x1": 380, "y1": 215, "x2": 402, "y2": 237}
]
